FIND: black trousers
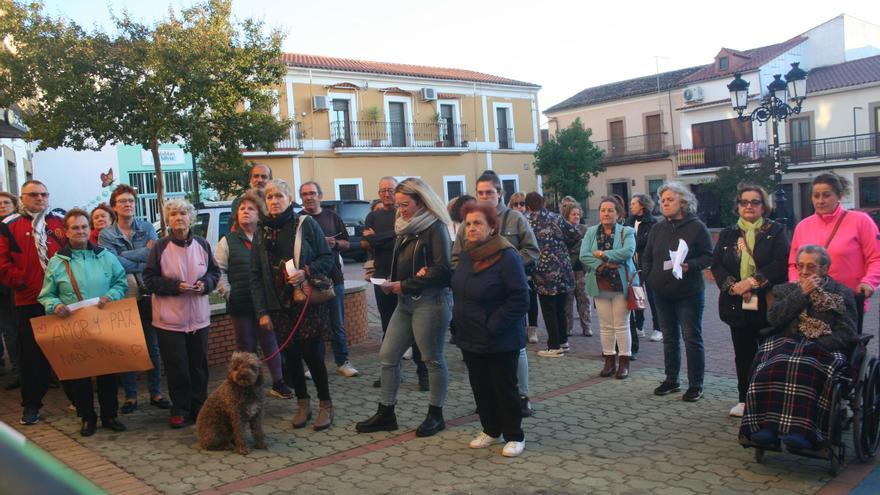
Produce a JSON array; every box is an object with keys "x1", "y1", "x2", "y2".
[
  {"x1": 374, "y1": 285, "x2": 426, "y2": 377},
  {"x1": 729, "y1": 309, "x2": 766, "y2": 403},
  {"x1": 155, "y1": 327, "x2": 209, "y2": 419},
  {"x1": 463, "y1": 349, "x2": 523, "y2": 442},
  {"x1": 855, "y1": 293, "x2": 865, "y2": 335},
  {"x1": 284, "y1": 337, "x2": 331, "y2": 401},
  {"x1": 538, "y1": 293, "x2": 568, "y2": 349},
  {"x1": 527, "y1": 284, "x2": 539, "y2": 327},
  {"x1": 61, "y1": 374, "x2": 119, "y2": 422},
  {"x1": 17, "y1": 303, "x2": 51, "y2": 410}
]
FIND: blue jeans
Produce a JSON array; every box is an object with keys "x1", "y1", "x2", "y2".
[
  {"x1": 328, "y1": 283, "x2": 349, "y2": 366},
  {"x1": 654, "y1": 293, "x2": 705, "y2": 389},
  {"x1": 380, "y1": 288, "x2": 451, "y2": 407},
  {"x1": 121, "y1": 299, "x2": 163, "y2": 400}
]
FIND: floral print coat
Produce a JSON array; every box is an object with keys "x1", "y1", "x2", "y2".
[{"x1": 527, "y1": 209, "x2": 582, "y2": 296}]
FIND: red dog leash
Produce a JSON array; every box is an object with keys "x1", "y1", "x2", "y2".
[{"x1": 260, "y1": 290, "x2": 311, "y2": 363}]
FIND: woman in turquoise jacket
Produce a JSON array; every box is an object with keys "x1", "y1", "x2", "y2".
[
  {"x1": 580, "y1": 196, "x2": 638, "y2": 379},
  {"x1": 38, "y1": 209, "x2": 128, "y2": 437}
]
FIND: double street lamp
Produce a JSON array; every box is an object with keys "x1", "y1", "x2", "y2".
[{"x1": 727, "y1": 62, "x2": 808, "y2": 229}]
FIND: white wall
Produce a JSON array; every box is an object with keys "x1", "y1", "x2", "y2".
[
  {"x1": 798, "y1": 85, "x2": 880, "y2": 138},
  {"x1": 0, "y1": 138, "x2": 33, "y2": 193},
  {"x1": 33, "y1": 145, "x2": 120, "y2": 212},
  {"x1": 843, "y1": 15, "x2": 880, "y2": 62},
  {"x1": 801, "y1": 16, "x2": 846, "y2": 69}
]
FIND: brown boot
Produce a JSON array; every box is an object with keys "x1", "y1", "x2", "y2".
[
  {"x1": 291, "y1": 399, "x2": 311, "y2": 429},
  {"x1": 616, "y1": 356, "x2": 630, "y2": 379},
  {"x1": 599, "y1": 355, "x2": 617, "y2": 377},
  {"x1": 314, "y1": 400, "x2": 334, "y2": 431}
]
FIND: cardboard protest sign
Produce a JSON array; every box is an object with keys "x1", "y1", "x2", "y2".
[{"x1": 31, "y1": 298, "x2": 153, "y2": 380}]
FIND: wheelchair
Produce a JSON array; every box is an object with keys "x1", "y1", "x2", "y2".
[{"x1": 739, "y1": 333, "x2": 880, "y2": 475}]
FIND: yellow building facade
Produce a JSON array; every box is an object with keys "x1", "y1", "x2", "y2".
[{"x1": 246, "y1": 54, "x2": 542, "y2": 203}]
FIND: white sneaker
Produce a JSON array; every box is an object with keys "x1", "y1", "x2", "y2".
[
  {"x1": 502, "y1": 440, "x2": 525, "y2": 457},
  {"x1": 561, "y1": 342, "x2": 571, "y2": 351},
  {"x1": 537, "y1": 349, "x2": 565, "y2": 358},
  {"x1": 729, "y1": 402, "x2": 745, "y2": 417},
  {"x1": 337, "y1": 361, "x2": 359, "y2": 377},
  {"x1": 527, "y1": 326, "x2": 538, "y2": 344},
  {"x1": 637, "y1": 329, "x2": 646, "y2": 337},
  {"x1": 649, "y1": 330, "x2": 663, "y2": 342},
  {"x1": 402, "y1": 347, "x2": 413, "y2": 360},
  {"x1": 469, "y1": 432, "x2": 502, "y2": 449}
]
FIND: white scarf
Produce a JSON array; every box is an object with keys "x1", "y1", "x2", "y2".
[{"x1": 23, "y1": 206, "x2": 50, "y2": 270}]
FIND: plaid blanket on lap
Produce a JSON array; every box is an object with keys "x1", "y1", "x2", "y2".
[{"x1": 740, "y1": 335, "x2": 848, "y2": 443}]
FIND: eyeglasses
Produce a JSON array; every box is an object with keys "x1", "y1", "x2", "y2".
[
  {"x1": 22, "y1": 192, "x2": 49, "y2": 198},
  {"x1": 738, "y1": 199, "x2": 763, "y2": 207},
  {"x1": 115, "y1": 199, "x2": 136, "y2": 205},
  {"x1": 512, "y1": 202, "x2": 525, "y2": 207},
  {"x1": 378, "y1": 188, "x2": 395, "y2": 194}
]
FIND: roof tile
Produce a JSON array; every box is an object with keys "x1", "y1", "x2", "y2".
[
  {"x1": 281, "y1": 53, "x2": 540, "y2": 88},
  {"x1": 544, "y1": 66, "x2": 704, "y2": 114},
  {"x1": 680, "y1": 36, "x2": 807, "y2": 83},
  {"x1": 807, "y1": 55, "x2": 880, "y2": 93}
]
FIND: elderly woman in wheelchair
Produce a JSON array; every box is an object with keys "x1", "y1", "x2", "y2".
[{"x1": 740, "y1": 244, "x2": 859, "y2": 454}]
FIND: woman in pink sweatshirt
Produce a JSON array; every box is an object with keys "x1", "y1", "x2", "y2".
[{"x1": 788, "y1": 173, "x2": 880, "y2": 332}]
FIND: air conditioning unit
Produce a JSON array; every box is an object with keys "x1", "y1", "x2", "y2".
[
  {"x1": 682, "y1": 87, "x2": 704, "y2": 103},
  {"x1": 420, "y1": 88, "x2": 438, "y2": 101},
  {"x1": 312, "y1": 95, "x2": 330, "y2": 111}
]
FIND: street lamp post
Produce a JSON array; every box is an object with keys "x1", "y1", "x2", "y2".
[{"x1": 727, "y1": 62, "x2": 808, "y2": 230}]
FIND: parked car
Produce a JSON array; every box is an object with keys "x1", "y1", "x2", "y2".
[
  {"x1": 154, "y1": 200, "x2": 303, "y2": 250},
  {"x1": 319, "y1": 200, "x2": 371, "y2": 262}
]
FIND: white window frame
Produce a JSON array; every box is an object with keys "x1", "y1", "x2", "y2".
[
  {"x1": 383, "y1": 95, "x2": 414, "y2": 147},
  {"x1": 492, "y1": 102, "x2": 515, "y2": 150},
  {"x1": 443, "y1": 175, "x2": 467, "y2": 202},
  {"x1": 334, "y1": 177, "x2": 364, "y2": 201},
  {"x1": 436, "y1": 99, "x2": 463, "y2": 146},
  {"x1": 328, "y1": 92, "x2": 359, "y2": 146},
  {"x1": 499, "y1": 174, "x2": 520, "y2": 204}
]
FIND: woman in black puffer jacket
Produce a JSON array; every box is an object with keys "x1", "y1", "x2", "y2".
[{"x1": 710, "y1": 184, "x2": 789, "y2": 418}]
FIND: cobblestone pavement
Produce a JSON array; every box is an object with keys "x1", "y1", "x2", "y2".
[{"x1": 0, "y1": 264, "x2": 877, "y2": 494}]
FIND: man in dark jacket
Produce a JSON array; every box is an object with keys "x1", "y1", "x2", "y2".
[
  {"x1": 300, "y1": 181, "x2": 358, "y2": 378},
  {"x1": 641, "y1": 183, "x2": 713, "y2": 402},
  {"x1": 0, "y1": 180, "x2": 66, "y2": 425}
]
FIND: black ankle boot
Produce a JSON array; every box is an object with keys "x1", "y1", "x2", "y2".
[
  {"x1": 415, "y1": 405, "x2": 445, "y2": 437},
  {"x1": 355, "y1": 403, "x2": 398, "y2": 433}
]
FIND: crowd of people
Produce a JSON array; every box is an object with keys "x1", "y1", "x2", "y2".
[{"x1": 0, "y1": 167, "x2": 878, "y2": 458}]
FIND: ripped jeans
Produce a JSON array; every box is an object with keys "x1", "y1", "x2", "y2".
[{"x1": 380, "y1": 288, "x2": 451, "y2": 408}]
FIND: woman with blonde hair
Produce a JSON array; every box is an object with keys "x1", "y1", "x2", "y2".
[{"x1": 357, "y1": 178, "x2": 454, "y2": 437}]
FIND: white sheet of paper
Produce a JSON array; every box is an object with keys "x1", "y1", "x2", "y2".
[
  {"x1": 742, "y1": 297, "x2": 759, "y2": 311},
  {"x1": 67, "y1": 297, "x2": 100, "y2": 312},
  {"x1": 285, "y1": 259, "x2": 296, "y2": 277},
  {"x1": 671, "y1": 239, "x2": 689, "y2": 280},
  {"x1": 369, "y1": 278, "x2": 387, "y2": 286}
]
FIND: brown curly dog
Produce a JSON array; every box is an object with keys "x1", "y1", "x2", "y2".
[{"x1": 196, "y1": 352, "x2": 267, "y2": 455}]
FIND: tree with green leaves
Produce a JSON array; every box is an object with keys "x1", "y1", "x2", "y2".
[
  {"x1": 533, "y1": 118, "x2": 605, "y2": 207},
  {"x1": 705, "y1": 155, "x2": 778, "y2": 226},
  {"x1": 0, "y1": 0, "x2": 290, "y2": 232}
]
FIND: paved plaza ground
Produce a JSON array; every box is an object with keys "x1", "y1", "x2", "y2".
[{"x1": 1, "y1": 263, "x2": 878, "y2": 494}]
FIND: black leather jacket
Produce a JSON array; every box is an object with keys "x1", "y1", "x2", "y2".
[{"x1": 389, "y1": 220, "x2": 452, "y2": 295}]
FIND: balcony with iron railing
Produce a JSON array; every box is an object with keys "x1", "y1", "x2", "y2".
[
  {"x1": 241, "y1": 122, "x2": 304, "y2": 155},
  {"x1": 330, "y1": 121, "x2": 470, "y2": 151},
  {"x1": 592, "y1": 133, "x2": 672, "y2": 164},
  {"x1": 677, "y1": 132, "x2": 880, "y2": 172}
]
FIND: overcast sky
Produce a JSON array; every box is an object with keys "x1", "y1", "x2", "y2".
[{"x1": 41, "y1": 0, "x2": 880, "y2": 126}]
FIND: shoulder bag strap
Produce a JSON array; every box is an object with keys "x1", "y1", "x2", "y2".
[
  {"x1": 62, "y1": 260, "x2": 84, "y2": 302},
  {"x1": 293, "y1": 217, "x2": 304, "y2": 270},
  {"x1": 824, "y1": 211, "x2": 848, "y2": 249}
]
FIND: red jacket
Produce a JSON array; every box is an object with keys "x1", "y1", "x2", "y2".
[{"x1": 0, "y1": 210, "x2": 67, "y2": 306}]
